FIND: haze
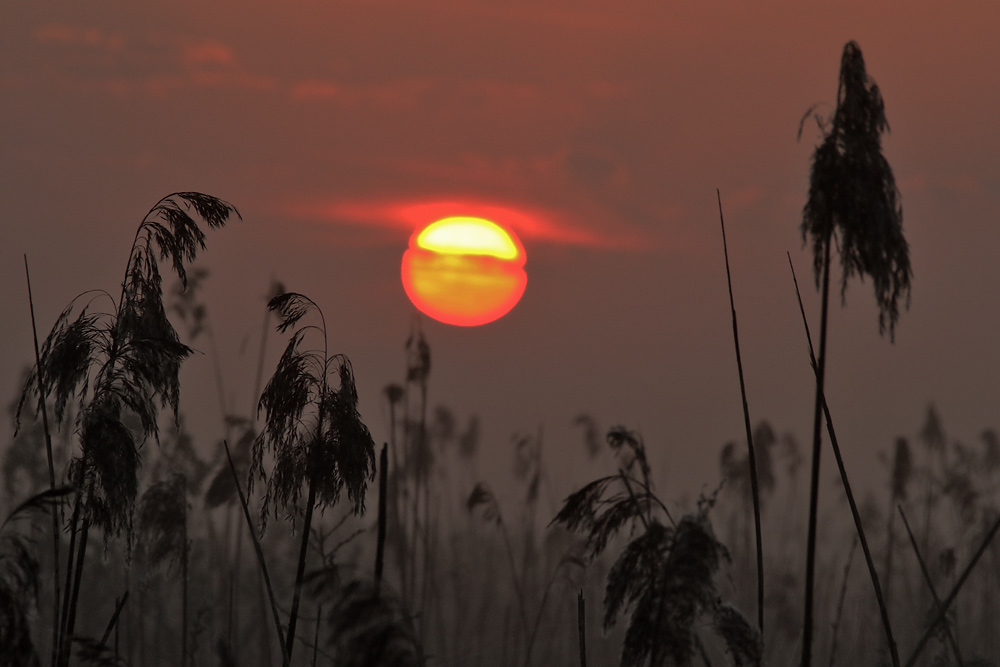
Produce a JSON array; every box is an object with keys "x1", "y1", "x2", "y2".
[{"x1": 3, "y1": 1, "x2": 999, "y2": 505}]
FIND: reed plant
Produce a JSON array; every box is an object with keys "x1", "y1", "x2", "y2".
[
  {"x1": 0, "y1": 487, "x2": 74, "y2": 667},
  {"x1": 717, "y1": 191, "x2": 765, "y2": 639},
  {"x1": 797, "y1": 40, "x2": 911, "y2": 667},
  {"x1": 552, "y1": 426, "x2": 761, "y2": 667},
  {"x1": 883, "y1": 437, "x2": 913, "y2": 614},
  {"x1": 14, "y1": 192, "x2": 237, "y2": 667},
  {"x1": 249, "y1": 291, "x2": 377, "y2": 662},
  {"x1": 136, "y1": 473, "x2": 189, "y2": 666}
]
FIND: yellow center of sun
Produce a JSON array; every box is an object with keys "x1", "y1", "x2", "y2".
[{"x1": 415, "y1": 217, "x2": 520, "y2": 260}]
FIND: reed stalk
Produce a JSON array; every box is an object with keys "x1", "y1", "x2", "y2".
[
  {"x1": 828, "y1": 537, "x2": 856, "y2": 667},
  {"x1": 376, "y1": 444, "x2": 388, "y2": 595},
  {"x1": 789, "y1": 253, "x2": 898, "y2": 667},
  {"x1": 286, "y1": 477, "x2": 317, "y2": 660},
  {"x1": 904, "y1": 515, "x2": 1000, "y2": 667},
  {"x1": 224, "y1": 440, "x2": 289, "y2": 667},
  {"x1": 23, "y1": 255, "x2": 62, "y2": 667},
  {"x1": 897, "y1": 507, "x2": 964, "y2": 666},
  {"x1": 716, "y1": 191, "x2": 765, "y2": 638}
]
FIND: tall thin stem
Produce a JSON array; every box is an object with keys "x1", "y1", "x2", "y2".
[
  {"x1": 716, "y1": 191, "x2": 764, "y2": 638},
  {"x1": 789, "y1": 253, "x2": 899, "y2": 667},
  {"x1": 375, "y1": 444, "x2": 388, "y2": 595},
  {"x1": 251, "y1": 293, "x2": 273, "y2": 418},
  {"x1": 418, "y1": 375, "x2": 433, "y2": 638},
  {"x1": 884, "y1": 496, "x2": 896, "y2": 614},
  {"x1": 828, "y1": 537, "x2": 856, "y2": 667},
  {"x1": 897, "y1": 507, "x2": 964, "y2": 666},
  {"x1": 63, "y1": 519, "x2": 90, "y2": 667},
  {"x1": 58, "y1": 452, "x2": 95, "y2": 663},
  {"x1": 224, "y1": 440, "x2": 289, "y2": 667},
  {"x1": 99, "y1": 592, "x2": 129, "y2": 647},
  {"x1": 285, "y1": 301, "x2": 328, "y2": 662},
  {"x1": 24, "y1": 255, "x2": 62, "y2": 667},
  {"x1": 181, "y1": 477, "x2": 189, "y2": 667},
  {"x1": 904, "y1": 515, "x2": 1000, "y2": 667},
  {"x1": 56, "y1": 515, "x2": 76, "y2": 667},
  {"x1": 311, "y1": 605, "x2": 322, "y2": 667},
  {"x1": 802, "y1": 232, "x2": 832, "y2": 667},
  {"x1": 496, "y1": 515, "x2": 531, "y2": 661},
  {"x1": 286, "y1": 478, "x2": 317, "y2": 661}
]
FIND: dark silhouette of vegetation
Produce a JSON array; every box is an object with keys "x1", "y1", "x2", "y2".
[
  {"x1": 225, "y1": 439, "x2": 288, "y2": 667},
  {"x1": 249, "y1": 292, "x2": 377, "y2": 662},
  {"x1": 0, "y1": 487, "x2": 75, "y2": 667},
  {"x1": 789, "y1": 252, "x2": 898, "y2": 667},
  {"x1": 827, "y1": 536, "x2": 857, "y2": 667},
  {"x1": 23, "y1": 256, "x2": 63, "y2": 667},
  {"x1": 14, "y1": 192, "x2": 238, "y2": 667},
  {"x1": 552, "y1": 426, "x2": 761, "y2": 667},
  {"x1": 716, "y1": 190, "x2": 765, "y2": 639},
  {"x1": 136, "y1": 474, "x2": 188, "y2": 666},
  {"x1": 883, "y1": 437, "x2": 913, "y2": 613},
  {"x1": 375, "y1": 444, "x2": 388, "y2": 595},
  {"x1": 896, "y1": 507, "x2": 964, "y2": 666},
  {"x1": 903, "y1": 512, "x2": 1000, "y2": 667},
  {"x1": 317, "y1": 579, "x2": 421, "y2": 667},
  {"x1": 798, "y1": 41, "x2": 910, "y2": 667}
]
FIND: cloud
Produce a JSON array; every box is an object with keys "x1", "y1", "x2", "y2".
[
  {"x1": 31, "y1": 23, "x2": 444, "y2": 106},
  {"x1": 285, "y1": 196, "x2": 650, "y2": 250},
  {"x1": 180, "y1": 41, "x2": 236, "y2": 67},
  {"x1": 33, "y1": 24, "x2": 125, "y2": 51},
  {"x1": 725, "y1": 185, "x2": 765, "y2": 213},
  {"x1": 410, "y1": 1, "x2": 644, "y2": 34},
  {"x1": 288, "y1": 76, "x2": 552, "y2": 113},
  {"x1": 31, "y1": 23, "x2": 276, "y2": 97},
  {"x1": 290, "y1": 79, "x2": 344, "y2": 101},
  {"x1": 289, "y1": 77, "x2": 435, "y2": 107},
  {"x1": 30, "y1": 20, "x2": 612, "y2": 117}
]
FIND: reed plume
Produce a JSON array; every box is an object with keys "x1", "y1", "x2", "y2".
[
  {"x1": 250, "y1": 291, "x2": 377, "y2": 661},
  {"x1": 798, "y1": 41, "x2": 910, "y2": 667}
]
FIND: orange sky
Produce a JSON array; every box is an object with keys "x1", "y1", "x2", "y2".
[{"x1": 3, "y1": 1, "x2": 999, "y2": 503}]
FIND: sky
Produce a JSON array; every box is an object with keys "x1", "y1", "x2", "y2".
[{"x1": 3, "y1": 1, "x2": 999, "y2": 508}]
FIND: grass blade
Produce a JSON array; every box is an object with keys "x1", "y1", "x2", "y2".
[
  {"x1": 828, "y1": 538, "x2": 856, "y2": 667},
  {"x1": 896, "y1": 506, "x2": 964, "y2": 666},
  {"x1": 375, "y1": 444, "x2": 388, "y2": 595},
  {"x1": 23, "y1": 255, "x2": 63, "y2": 667},
  {"x1": 285, "y1": 477, "x2": 316, "y2": 661},
  {"x1": 717, "y1": 190, "x2": 764, "y2": 638},
  {"x1": 99, "y1": 592, "x2": 129, "y2": 648},
  {"x1": 224, "y1": 440, "x2": 290, "y2": 667},
  {"x1": 788, "y1": 252, "x2": 899, "y2": 667},
  {"x1": 903, "y1": 515, "x2": 1000, "y2": 667}
]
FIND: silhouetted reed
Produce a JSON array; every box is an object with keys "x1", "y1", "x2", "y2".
[
  {"x1": 136, "y1": 473, "x2": 189, "y2": 666},
  {"x1": 0, "y1": 487, "x2": 74, "y2": 667},
  {"x1": 716, "y1": 190, "x2": 765, "y2": 640},
  {"x1": 552, "y1": 426, "x2": 761, "y2": 667},
  {"x1": 249, "y1": 292, "x2": 377, "y2": 662},
  {"x1": 14, "y1": 192, "x2": 237, "y2": 667},
  {"x1": 798, "y1": 41, "x2": 910, "y2": 667}
]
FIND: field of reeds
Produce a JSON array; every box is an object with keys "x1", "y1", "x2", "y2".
[{"x1": 3, "y1": 41, "x2": 999, "y2": 667}]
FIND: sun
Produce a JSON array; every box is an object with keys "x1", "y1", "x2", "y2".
[{"x1": 401, "y1": 216, "x2": 527, "y2": 326}]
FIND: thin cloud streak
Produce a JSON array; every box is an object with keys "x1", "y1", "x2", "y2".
[
  {"x1": 31, "y1": 23, "x2": 276, "y2": 97},
  {"x1": 286, "y1": 197, "x2": 654, "y2": 250}
]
